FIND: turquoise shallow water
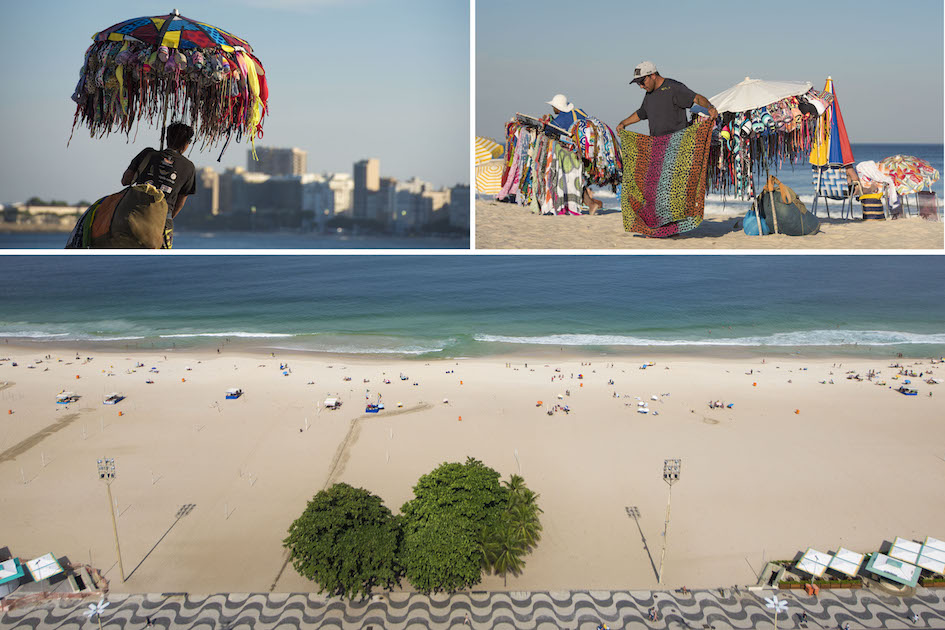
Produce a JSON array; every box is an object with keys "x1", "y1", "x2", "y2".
[{"x1": 1, "y1": 256, "x2": 943, "y2": 358}]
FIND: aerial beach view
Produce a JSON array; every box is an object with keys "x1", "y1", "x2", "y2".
[
  {"x1": 475, "y1": 0, "x2": 944, "y2": 250},
  {"x1": 2, "y1": 256, "x2": 944, "y2": 627}
]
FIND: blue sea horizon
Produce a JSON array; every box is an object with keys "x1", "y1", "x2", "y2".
[{"x1": 2, "y1": 256, "x2": 943, "y2": 360}]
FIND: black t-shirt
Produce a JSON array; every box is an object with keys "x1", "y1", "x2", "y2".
[
  {"x1": 128, "y1": 148, "x2": 197, "y2": 227},
  {"x1": 635, "y1": 78, "x2": 698, "y2": 137}
]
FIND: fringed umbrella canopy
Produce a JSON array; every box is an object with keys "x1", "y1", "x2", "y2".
[{"x1": 70, "y1": 9, "x2": 268, "y2": 159}]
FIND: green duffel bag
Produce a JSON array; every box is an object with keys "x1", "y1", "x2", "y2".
[
  {"x1": 93, "y1": 183, "x2": 167, "y2": 249},
  {"x1": 755, "y1": 176, "x2": 820, "y2": 236}
]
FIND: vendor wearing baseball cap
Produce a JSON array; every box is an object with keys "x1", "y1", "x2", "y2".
[{"x1": 616, "y1": 61, "x2": 718, "y2": 136}]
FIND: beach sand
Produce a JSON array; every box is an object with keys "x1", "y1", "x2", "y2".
[
  {"x1": 475, "y1": 199, "x2": 945, "y2": 249},
  {"x1": 1, "y1": 346, "x2": 943, "y2": 595}
]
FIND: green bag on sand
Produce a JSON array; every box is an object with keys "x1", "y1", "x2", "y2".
[
  {"x1": 755, "y1": 176, "x2": 819, "y2": 236},
  {"x1": 91, "y1": 183, "x2": 167, "y2": 249}
]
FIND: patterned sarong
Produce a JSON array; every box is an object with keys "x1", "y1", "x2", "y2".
[{"x1": 620, "y1": 120, "x2": 713, "y2": 237}]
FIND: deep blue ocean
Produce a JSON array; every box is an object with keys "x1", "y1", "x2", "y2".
[{"x1": 1, "y1": 256, "x2": 943, "y2": 358}]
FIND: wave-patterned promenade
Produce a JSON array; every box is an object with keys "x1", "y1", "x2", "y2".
[{"x1": 3, "y1": 588, "x2": 944, "y2": 629}]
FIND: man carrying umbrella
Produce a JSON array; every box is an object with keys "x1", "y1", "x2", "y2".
[
  {"x1": 121, "y1": 122, "x2": 197, "y2": 249},
  {"x1": 616, "y1": 61, "x2": 718, "y2": 135}
]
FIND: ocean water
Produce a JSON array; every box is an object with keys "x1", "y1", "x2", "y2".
[
  {"x1": 1, "y1": 256, "x2": 943, "y2": 358},
  {"x1": 0, "y1": 231, "x2": 469, "y2": 250}
]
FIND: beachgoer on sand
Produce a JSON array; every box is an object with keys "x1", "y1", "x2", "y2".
[
  {"x1": 122, "y1": 122, "x2": 197, "y2": 249},
  {"x1": 616, "y1": 61, "x2": 718, "y2": 136}
]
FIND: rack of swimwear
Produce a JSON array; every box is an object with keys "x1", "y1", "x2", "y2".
[
  {"x1": 499, "y1": 115, "x2": 622, "y2": 215},
  {"x1": 707, "y1": 87, "x2": 829, "y2": 199},
  {"x1": 69, "y1": 15, "x2": 268, "y2": 158}
]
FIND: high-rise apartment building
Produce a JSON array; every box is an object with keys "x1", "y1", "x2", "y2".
[
  {"x1": 248, "y1": 147, "x2": 307, "y2": 177},
  {"x1": 353, "y1": 158, "x2": 380, "y2": 219}
]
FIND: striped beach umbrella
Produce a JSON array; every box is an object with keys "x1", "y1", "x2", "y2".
[
  {"x1": 476, "y1": 159, "x2": 505, "y2": 195},
  {"x1": 475, "y1": 136, "x2": 504, "y2": 165},
  {"x1": 809, "y1": 77, "x2": 854, "y2": 167}
]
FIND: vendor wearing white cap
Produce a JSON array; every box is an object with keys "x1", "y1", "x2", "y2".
[
  {"x1": 545, "y1": 93, "x2": 603, "y2": 214},
  {"x1": 616, "y1": 61, "x2": 718, "y2": 136}
]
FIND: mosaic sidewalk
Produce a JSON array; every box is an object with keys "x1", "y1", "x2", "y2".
[{"x1": 2, "y1": 588, "x2": 945, "y2": 629}]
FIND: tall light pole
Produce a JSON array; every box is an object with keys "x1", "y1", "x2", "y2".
[
  {"x1": 657, "y1": 458, "x2": 681, "y2": 585},
  {"x1": 97, "y1": 458, "x2": 125, "y2": 582}
]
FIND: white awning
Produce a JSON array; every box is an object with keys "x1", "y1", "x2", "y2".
[
  {"x1": 828, "y1": 548, "x2": 865, "y2": 577},
  {"x1": 797, "y1": 548, "x2": 831, "y2": 577},
  {"x1": 918, "y1": 537, "x2": 945, "y2": 574},
  {"x1": 889, "y1": 537, "x2": 922, "y2": 565},
  {"x1": 25, "y1": 553, "x2": 64, "y2": 582}
]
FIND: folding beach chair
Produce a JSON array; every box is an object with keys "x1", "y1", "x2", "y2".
[{"x1": 811, "y1": 165, "x2": 855, "y2": 219}]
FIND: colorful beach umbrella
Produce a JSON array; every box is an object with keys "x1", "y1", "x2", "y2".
[
  {"x1": 93, "y1": 12, "x2": 253, "y2": 51},
  {"x1": 877, "y1": 155, "x2": 940, "y2": 195},
  {"x1": 809, "y1": 77, "x2": 854, "y2": 167},
  {"x1": 475, "y1": 159, "x2": 505, "y2": 195},
  {"x1": 70, "y1": 9, "x2": 268, "y2": 157},
  {"x1": 475, "y1": 136, "x2": 504, "y2": 165}
]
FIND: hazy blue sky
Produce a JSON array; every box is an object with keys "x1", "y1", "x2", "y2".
[
  {"x1": 477, "y1": 0, "x2": 944, "y2": 147},
  {"x1": 0, "y1": 0, "x2": 469, "y2": 204}
]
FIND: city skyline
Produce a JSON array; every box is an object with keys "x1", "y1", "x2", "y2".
[{"x1": 0, "y1": 0, "x2": 469, "y2": 204}]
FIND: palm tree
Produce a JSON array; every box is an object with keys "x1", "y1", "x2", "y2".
[
  {"x1": 503, "y1": 474, "x2": 527, "y2": 496},
  {"x1": 479, "y1": 527, "x2": 498, "y2": 573},
  {"x1": 518, "y1": 488, "x2": 543, "y2": 514},
  {"x1": 509, "y1": 502, "x2": 543, "y2": 548},
  {"x1": 491, "y1": 523, "x2": 526, "y2": 586}
]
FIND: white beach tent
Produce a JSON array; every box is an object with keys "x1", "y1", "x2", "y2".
[
  {"x1": 796, "y1": 548, "x2": 831, "y2": 578},
  {"x1": 828, "y1": 548, "x2": 865, "y2": 577},
  {"x1": 889, "y1": 537, "x2": 922, "y2": 565},
  {"x1": 917, "y1": 537, "x2": 945, "y2": 575},
  {"x1": 25, "y1": 553, "x2": 64, "y2": 582}
]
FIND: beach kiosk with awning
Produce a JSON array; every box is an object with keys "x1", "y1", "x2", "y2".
[
  {"x1": 917, "y1": 537, "x2": 945, "y2": 575},
  {"x1": 25, "y1": 553, "x2": 64, "y2": 583},
  {"x1": 324, "y1": 397, "x2": 341, "y2": 410},
  {"x1": 889, "y1": 537, "x2": 922, "y2": 565},
  {"x1": 828, "y1": 548, "x2": 865, "y2": 577},
  {"x1": 865, "y1": 553, "x2": 921, "y2": 587},
  {"x1": 796, "y1": 548, "x2": 831, "y2": 578},
  {"x1": 0, "y1": 558, "x2": 26, "y2": 598}
]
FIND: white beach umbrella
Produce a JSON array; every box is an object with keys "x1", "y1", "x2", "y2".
[
  {"x1": 83, "y1": 597, "x2": 110, "y2": 629},
  {"x1": 764, "y1": 595, "x2": 789, "y2": 630},
  {"x1": 710, "y1": 77, "x2": 812, "y2": 114}
]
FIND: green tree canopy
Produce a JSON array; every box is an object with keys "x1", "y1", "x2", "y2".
[
  {"x1": 283, "y1": 483, "x2": 403, "y2": 599},
  {"x1": 401, "y1": 457, "x2": 510, "y2": 592}
]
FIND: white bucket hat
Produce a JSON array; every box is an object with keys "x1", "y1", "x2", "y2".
[
  {"x1": 546, "y1": 94, "x2": 573, "y2": 112},
  {"x1": 631, "y1": 61, "x2": 658, "y2": 84}
]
